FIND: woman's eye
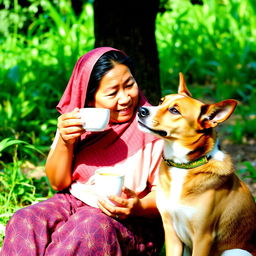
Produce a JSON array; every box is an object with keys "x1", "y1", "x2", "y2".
[
  {"x1": 169, "y1": 107, "x2": 180, "y2": 115},
  {"x1": 126, "y1": 83, "x2": 134, "y2": 88},
  {"x1": 107, "y1": 91, "x2": 117, "y2": 96}
]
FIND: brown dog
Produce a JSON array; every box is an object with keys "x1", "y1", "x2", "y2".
[{"x1": 137, "y1": 73, "x2": 256, "y2": 256}]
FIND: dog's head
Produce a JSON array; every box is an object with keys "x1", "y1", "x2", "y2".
[{"x1": 138, "y1": 73, "x2": 237, "y2": 158}]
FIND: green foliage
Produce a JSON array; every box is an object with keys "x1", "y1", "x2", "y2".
[
  {"x1": 0, "y1": 138, "x2": 26, "y2": 157},
  {"x1": 156, "y1": 0, "x2": 256, "y2": 100},
  {"x1": 238, "y1": 161, "x2": 256, "y2": 180},
  {"x1": 0, "y1": 0, "x2": 94, "y2": 160},
  {"x1": 0, "y1": 160, "x2": 54, "y2": 246},
  {"x1": 0, "y1": 138, "x2": 54, "y2": 246},
  {"x1": 0, "y1": 0, "x2": 93, "y2": 244},
  {"x1": 156, "y1": 0, "x2": 256, "y2": 144}
]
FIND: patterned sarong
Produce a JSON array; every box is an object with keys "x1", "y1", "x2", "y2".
[{"x1": 0, "y1": 191, "x2": 164, "y2": 256}]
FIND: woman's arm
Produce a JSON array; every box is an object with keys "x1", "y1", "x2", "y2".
[
  {"x1": 136, "y1": 190, "x2": 159, "y2": 217},
  {"x1": 45, "y1": 136, "x2": 74, "y2": 191},
  {"x1": 45, "y1": 108, "x2": 84, "y2": 191}
]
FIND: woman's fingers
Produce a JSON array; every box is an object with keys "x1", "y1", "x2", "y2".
[
  {"x1": 98, "y1": 198, "x2": 130, "y2": 219},
  {"x1": 98, "y1": 200, "x2": 125, "y2": 219},
  {"x1": 58, "y1": 109, "x2": 82, "y2": 128},
  {"x1": 98, "y1": 193, "x2": 140, "y2": 219},
  {"x1": 58, "y1": 119, "x2": 83, "y2": 129},
  {"x1": 57, "y1": 108, "x2": 85, "y2": 144},
  {"x1": 108, "y1": 195, "x2": 129, "y2": 207},
  {"x1": 122, "y1": 187, "x2": 136, "y2": 198}
]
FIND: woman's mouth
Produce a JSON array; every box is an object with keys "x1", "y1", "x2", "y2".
[{"x1": 118, "y1": 106, "x2": 133, "y2": 115}]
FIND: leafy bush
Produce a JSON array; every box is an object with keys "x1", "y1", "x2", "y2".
[
  {"x1": 0, "y1": 0, "x2": 94, "y2": 162},
  {"x1": 157, "y1": 0, "x2": 256, "y2": 97},
  {"x1": 156, "y1": 0, "x2": 256, "y2": 143},
  {"x1": 0, "y1": 137, "x2": 54, "y2": 247}
]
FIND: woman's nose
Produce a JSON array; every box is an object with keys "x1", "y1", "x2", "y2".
[{"x1": 118, "y1": 91, "x2": 131, "y2": 104}]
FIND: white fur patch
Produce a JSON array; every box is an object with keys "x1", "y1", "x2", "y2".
[
  {"x1": 166, "y1": 168, "x2": 195, "y2": 247},
  {"x1": 208, "y1": 140, "x2": 225, "y2": 161},
  {"x1": 164, "y1": 141, "x2": 190, "y2": 163},
  {"x1": 211, "y1": 148, "x2": 225, "y2": 161},
  {"x1": 169, "y1": 168, "x2": 188, "y2": 203},
  {"x1": 212, "y1": 150, "x2": 225, "y2": 161}
]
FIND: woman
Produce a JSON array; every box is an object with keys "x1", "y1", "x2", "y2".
[{"x1": 1, "y1": 47, "x2": 164, "y2": 256}]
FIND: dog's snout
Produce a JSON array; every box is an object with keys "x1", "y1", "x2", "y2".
[{"x1": 138, "y1": 107, "x2": 150, "y2": 118}]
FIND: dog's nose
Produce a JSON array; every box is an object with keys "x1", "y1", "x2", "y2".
[{"x1": 138, "y1": 107, "x2": 150, "y2": 118}]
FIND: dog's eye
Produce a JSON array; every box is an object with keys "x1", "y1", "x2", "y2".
[
  {"x1": 159, "y1": 99, "x2": 164, "y2": 105},
  {"x1": 169, "y1": 107, "x2": 180, "y2": 115}
]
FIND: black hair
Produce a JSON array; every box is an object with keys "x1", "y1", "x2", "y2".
[{"x1": 86, "y1": 50, "x2": 134, "y2": 105}]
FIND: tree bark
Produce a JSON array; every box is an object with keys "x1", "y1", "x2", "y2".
[
  {"x1": 190, "y1": 0, "x2": 203, "y2": 5},
  {"x1": 93, "y1": 0, "x2": 161, "y2": 104},
  {"x1": 71, "y1": 0, "x2": 84, "y2": 16}
]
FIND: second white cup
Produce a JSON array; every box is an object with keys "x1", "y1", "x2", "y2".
[
  {"x1": 95, "y1": 168, "x2": 124, "y2": 205},
  {"x1": 79, "y1": 108, "x2": 110, "y2": 131}
]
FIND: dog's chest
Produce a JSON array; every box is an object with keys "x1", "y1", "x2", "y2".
[{"x1": 158, "y1": 168, "x2": 196, "y2": 247}]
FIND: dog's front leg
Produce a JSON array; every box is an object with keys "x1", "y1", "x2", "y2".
[
  {"x1": 162, "y1": 213, "x2": 183, "y2": 256},
  {"x1": 192, "y1": 231, "x2": 213, "y2": 256}
]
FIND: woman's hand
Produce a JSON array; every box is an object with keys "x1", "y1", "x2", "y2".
[
  {"x1": 97, "y1": 187, "x2": 142, "y2": 220},
  {"x1": 57, "y1": 108, "x2": 85, "y2": 144}
]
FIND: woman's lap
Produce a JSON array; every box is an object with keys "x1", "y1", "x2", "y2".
[
  {"x1": 0, "y1": 192, "x2": 77, "y2": 255},
  {"x1": 0, "y1": 192, "x2": 164, "y2": 256}
]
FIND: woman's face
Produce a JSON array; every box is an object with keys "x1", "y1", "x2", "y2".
[{"x1": 93, "y1": 63, "x2": 139, "y2": 123}]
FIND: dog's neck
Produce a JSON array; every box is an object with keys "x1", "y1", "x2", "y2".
[
  {"x1": 163, "y1": 140, "x2": 191, "y2": 163},
  {"x1": 163, "y1": 138, "x2": 223, "y2": 165}
]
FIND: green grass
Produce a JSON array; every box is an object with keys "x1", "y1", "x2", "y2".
[{"x1": 0, "y1": 0, "x2": 256, "y2": 248}]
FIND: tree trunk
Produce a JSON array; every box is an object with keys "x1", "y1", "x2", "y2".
[
  {"x1": 71, "y1": 0, "x2": 84, "y2": 16},
  {"x1": 190, "y1": 0, "x2": 203, "y2": 5},
  {"x1": 93, "y1": 0, "x2": 161, "y2": 104}
]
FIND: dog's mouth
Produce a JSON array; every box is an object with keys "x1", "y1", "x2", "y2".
[{"x1": 138, "y1": 120, "x2": 168, "y2": 137}]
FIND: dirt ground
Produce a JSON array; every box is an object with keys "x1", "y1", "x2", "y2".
[{"x1": 223, "y1": 141, "x2": 256, "y2": 198}]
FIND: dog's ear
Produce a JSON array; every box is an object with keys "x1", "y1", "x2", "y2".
[
  {"x1": 178, "y1": 73, "x2": 192, "y2": 97},
  {"x1": 198, "y1": 99, "x2": 238, "y2": 129}
]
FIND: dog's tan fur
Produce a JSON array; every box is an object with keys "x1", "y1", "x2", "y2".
[{"x1": 138, "y1": 73, "x2": 256, "y2": 256}]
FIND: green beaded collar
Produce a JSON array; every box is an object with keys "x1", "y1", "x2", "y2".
[{"x1": 162, "y1": 155, "x2": 211, "y2": 169}]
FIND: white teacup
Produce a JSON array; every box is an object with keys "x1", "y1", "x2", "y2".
[
  {"x1": 95, "y1": 169, "x2": 124, "y2": 205},
  {"x1": 79, "y1": 108, "x2": 110, "y2": 131}
]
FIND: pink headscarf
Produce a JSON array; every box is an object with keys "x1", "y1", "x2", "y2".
[{"x1": 57, "y1": 47, "x2": 158, "y2": 183}]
